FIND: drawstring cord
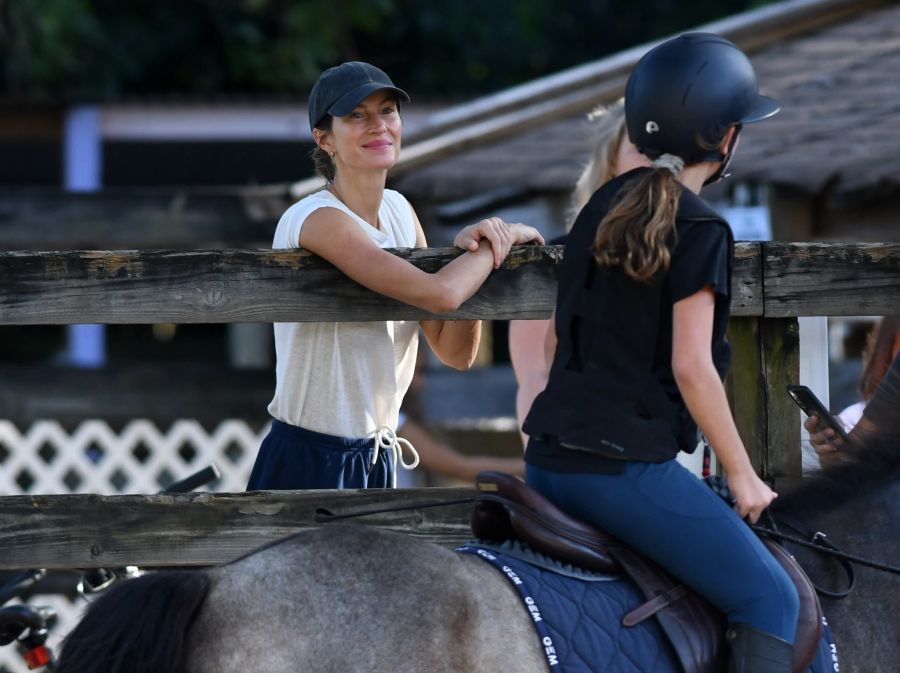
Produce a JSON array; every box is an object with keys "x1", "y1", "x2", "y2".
[{"x1": 373, "y1": 426, "x2": 420, "y2": 488}]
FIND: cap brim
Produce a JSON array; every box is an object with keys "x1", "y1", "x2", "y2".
[
  {"x1": 742, "y1": 94, "x2": 780, "y2": 124},
  {"x1": 328, "y1": 83, "x2": 410, "y2": 117}
]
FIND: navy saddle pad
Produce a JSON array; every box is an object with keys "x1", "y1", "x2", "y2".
[{"x1": 457, "y1": 543, "x2": 839, "y2": 673}]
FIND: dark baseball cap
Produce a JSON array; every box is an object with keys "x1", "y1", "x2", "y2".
[{"x1": 308, "y1": 61, "x2": 410, "y2": 130}]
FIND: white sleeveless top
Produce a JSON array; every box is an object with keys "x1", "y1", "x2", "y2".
[{"x1": 268, "y1": 188, "x2": 420, "y2": 439}]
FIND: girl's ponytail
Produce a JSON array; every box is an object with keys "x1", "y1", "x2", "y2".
[{"x1": 593, "y1": 155, "x2": 683, "y2": 282}]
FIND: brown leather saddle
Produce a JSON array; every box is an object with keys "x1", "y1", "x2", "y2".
[{"x1": 471, "y1": 471, "x2": 823, "y2": 673}]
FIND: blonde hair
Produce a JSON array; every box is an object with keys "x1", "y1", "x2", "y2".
[{"x1": 569, "y1": 99, "x2": 627, "y2": 225}]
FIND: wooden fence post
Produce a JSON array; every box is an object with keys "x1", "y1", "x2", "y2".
[
  {"x1": 728, "y1": 316, "x2": 801, "y2": 481},
  {"x1": 761, "y1": 316, "x2": 801, "y2": 480},
  {"x1": 728, "y1": 316, "x2": 766, "y2": 475}
]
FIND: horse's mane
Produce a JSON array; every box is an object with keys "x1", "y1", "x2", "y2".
[
  {"x1": 55, "y1": 570, "x2": 210, "y2": 673},
  {"x1": 773, "y1": 433, "x2": 900, "y2": 515}
]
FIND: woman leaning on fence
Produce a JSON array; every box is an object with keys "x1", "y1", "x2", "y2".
[
  {"x1": 522, "y1": 34, "x2": 800, "y2": 672},
  {"x1": 247, "y1": 62, "x2": 542, "y2": 492}
]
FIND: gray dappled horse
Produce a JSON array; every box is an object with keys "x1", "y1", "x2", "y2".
[{"x1": 55, "y1": 439, "x2": 899, "y2": 673}]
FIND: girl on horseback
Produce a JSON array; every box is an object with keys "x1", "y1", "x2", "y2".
[
  {"x1": 248, "y1": 61, "x2": 542, "y2": 491},
  {"x1": 523, "y1": 33, "x2": 799, "y2": 672}
]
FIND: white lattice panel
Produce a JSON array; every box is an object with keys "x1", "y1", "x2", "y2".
[
  {"x1": 0, "y1": 419, "x2": 267, "y2": 495},
  {"x1": 0, "y1": 419, "x2": 268, "y2": 672}
]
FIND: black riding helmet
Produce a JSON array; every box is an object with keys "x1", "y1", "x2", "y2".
[{"x1": 625, "y1": 32, "x2": 779, "y2": 166}]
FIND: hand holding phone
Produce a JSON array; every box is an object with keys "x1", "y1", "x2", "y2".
[{"x1": 786, "y1": 384, "x2": 850, "y2": 442}]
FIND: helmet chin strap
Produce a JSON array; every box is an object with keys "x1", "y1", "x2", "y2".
[{"x1": 704, "y1": 124, "x2": 742, "y2": 186}]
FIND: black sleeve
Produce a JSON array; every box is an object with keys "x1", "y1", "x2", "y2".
[
  {"x1": 668, "y1": 220, "x2": 732, "y2": 303},
  {"x1": 861, "y1": 353, "x2": 900, "y2": 437}
]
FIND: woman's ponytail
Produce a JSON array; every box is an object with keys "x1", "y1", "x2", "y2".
[
  {"x1": 593, "y1": 154, "x2": 683, "y2": 282},
  {"x1": 310, "y1": 116, "x2": 336, "y2": 182}
]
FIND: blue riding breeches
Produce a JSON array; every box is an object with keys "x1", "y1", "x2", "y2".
[{"x1": 525, "y1": 458, "x2": 800, "y2": 642}]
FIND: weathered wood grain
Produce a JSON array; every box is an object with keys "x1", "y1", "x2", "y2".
[
  {"x1": 0, "y1": 241, "x2": 785, "y2": 325},
  {"x1": 727, "y1": 316, "x2": 804, "y2": 480},
  {"x1": 0, "y1": 488, "x2": 476, "y2": 570},
  {"x1": 763, "y1": 242, "x2": 900, "y2": 317},
  {"x1": 727, "y1": 317, "x2": 767, "y2": 475},
  {"x1": 0, "y1": 245, "x2": 562, "y2": 324},
  {"x1": 1, "y1": 242, "x2": 896, "y2": 324},
  {"x1": 734, "y1": 241, "x2": 763, "y2": 317},
  {"x1": 761, "y1": 317, "x2": 802, "y2": 479}
]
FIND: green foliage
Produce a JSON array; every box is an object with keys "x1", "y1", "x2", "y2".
[
  {"x1": 0, "y1": 0, "x2": 777, "y2": 99},
  {"x1": 0, "y1": 0, "x2": 398, "y2": 97},
  {"x1": 375, "y1": 0, "x2": 777, "y2": 96}
]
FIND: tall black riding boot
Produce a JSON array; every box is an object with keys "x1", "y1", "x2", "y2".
[{"x1": 726, "y1": 624, "x2": 794, "y2": 673}]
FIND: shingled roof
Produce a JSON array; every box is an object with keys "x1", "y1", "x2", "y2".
[
  {"x1": 390, "y1": 0, "x2": 899, "y2": 202},
  {"x1": 732, "y1": 3, "x2": 900, "y2": 194}
]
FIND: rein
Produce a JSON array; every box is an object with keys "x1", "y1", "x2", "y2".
[
  {"x1": 313, "y1": 497, "x2": 476, "y2": 522},
  {"x1": 706, "y1": 475, "x2": 900, "y2": 596},
  {"x1": 311, "y1": 494, "x2": 900, "y2": 601},
  {"x1": 753, "y1": 517, "x2": 900, "y2": 599}
]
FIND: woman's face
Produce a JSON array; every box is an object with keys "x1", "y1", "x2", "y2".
[{"x1": 320, "y1": 91, "x2": 402, "y2": 175}]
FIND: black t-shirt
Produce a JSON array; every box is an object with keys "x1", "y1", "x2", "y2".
[
  {"x1": 549, "y1": 234, "x2": 567, "y2": 246},
  {"x1": 524, "y1": 168, "x2": 733, "y2": 473}
]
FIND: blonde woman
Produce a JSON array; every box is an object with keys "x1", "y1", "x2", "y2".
[{"x1": 509, "y1": 99, "x2": 648, "y2": 447}]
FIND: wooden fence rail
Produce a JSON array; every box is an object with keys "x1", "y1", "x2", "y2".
[
  {"x1": 1, "y1": 242, "x2": 897, "y2": 324},
  {"x1": 0, "y1": 488, "x2": 474, "y2": 570},
  {"x1": 0, "y1": 240, "x2": 898, "y2": 569},
  {"x1": 0, "y1": 245, "x2": 558, "y2": 324}
]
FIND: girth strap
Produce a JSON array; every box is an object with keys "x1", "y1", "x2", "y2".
[
  {"x1": 622, "y1": 584, "x2": 691, "y2": 626},
  {"x1": 601, "y1": 543, "x2": 727, "y2": 673}
]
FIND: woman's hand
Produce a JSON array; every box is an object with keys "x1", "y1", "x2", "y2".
[
  {"x1": 509, "y1": 223, "x2": 545, "y2": 246},
  {"x1": 454, "y1": 219, "x2": 544, "y2": 268},
  {"x1": 727, "y1": 468, "x2": 778, "y2": 524},
  {"x1": 804, "y1": 415, "x2": 848, "y2": 468},
  {"x1": 454, "y1": 217, "x2": 513, "y2": 268}
]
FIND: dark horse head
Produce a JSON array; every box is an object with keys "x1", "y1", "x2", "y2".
[
  {"x1": 777, "y1": 350, "x2": 900, "y2": 517},
  {"x1": 772, "y1": 358, "x2": 900, "y2": 672}
]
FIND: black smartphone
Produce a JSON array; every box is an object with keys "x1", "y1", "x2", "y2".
[{"x1": 786, "y1": 384, "x2": 850, "y2": 442}]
